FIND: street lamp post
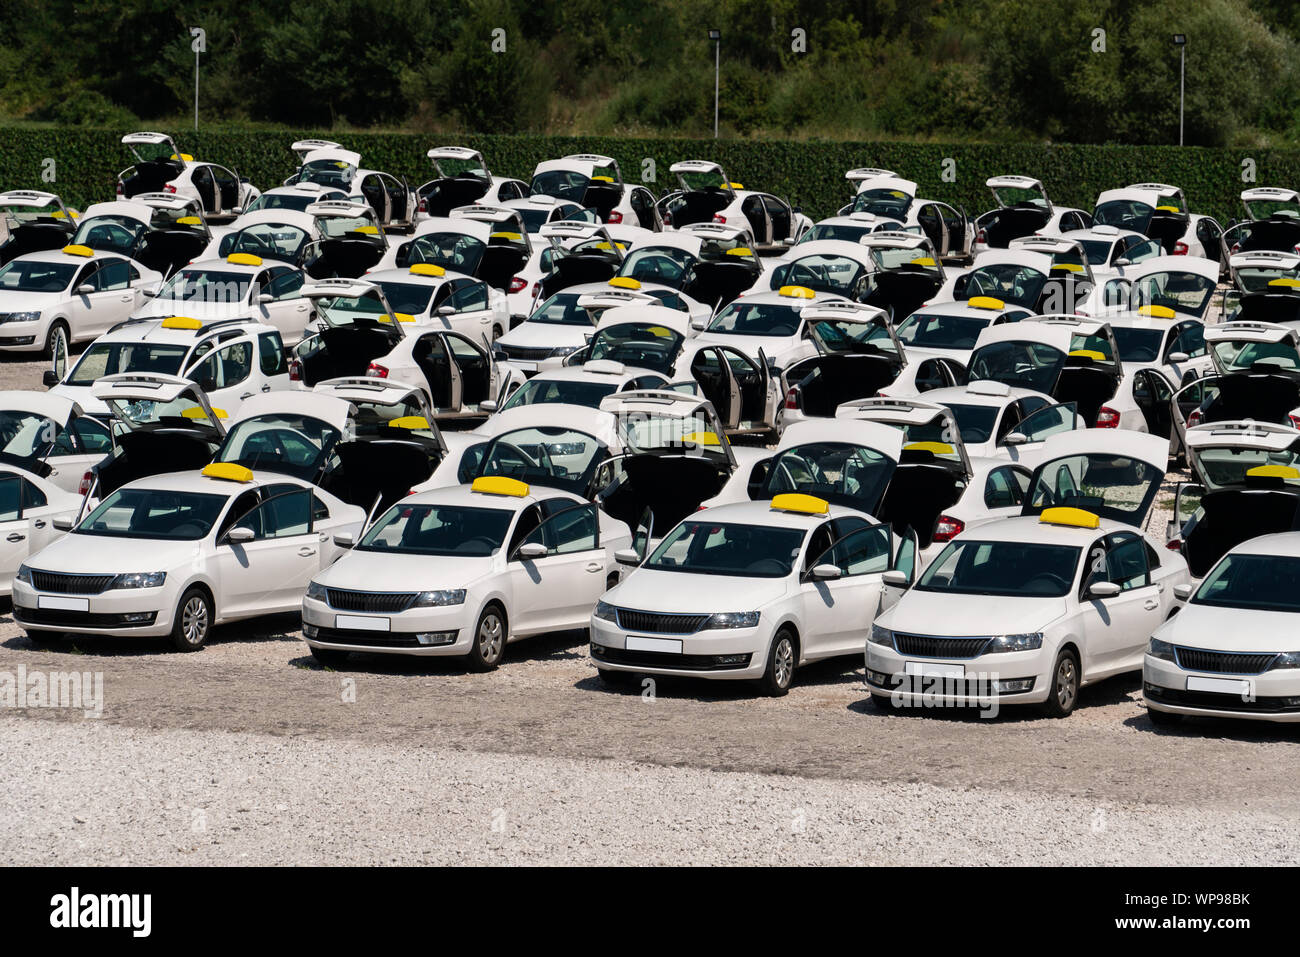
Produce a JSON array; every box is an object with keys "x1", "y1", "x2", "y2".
[
  {"x1": 1173, "y1": 34, "x2": 1186, "y2": 146},
  {"x1": 709, "y1": 29, "x2": 720, "y2": 138}
]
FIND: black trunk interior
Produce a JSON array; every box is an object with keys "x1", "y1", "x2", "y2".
[
  {"x1": 1184, "y1": 487, "x2": 1300, "y2": 578},
  {"x1": 136, "y1": 230, "x2": 208, "y2": 277},
  {"x1": 300, "y1": 326, "x2": 399, "y2": 386},
  {"x1": 981, "y1": 207, "x2": 1050, "y2": 248},
  {"x1": 542, "y1": 255, "x2": 618, "y2": 296},
  {"x1": 667, "y1": 191, "x2": 729, "y2": 227},
  {"x1": 599, "y1": 455, "x2": 729, "y2": 534},
  {"x1": 306, "y1": 239, "x2": 384, "y2": 279},
  {"x1": 121, "y1": 160, "x2": 183, "y2": 199},
  {"x1": 1238, "y1": 219, "x2": 1300, "y2": 254},
  {"x1": 863, "y1": 271, "x2": 942, "y2": 322},
  {"x1": 96, "y1": 430, "x2": 218, "y2": 496},
  {"x1": 684, "y1": 261, "x2": 760, "y2": 309},
  {"x1": 786, "y1": 355, "x2": 900, "y2": 417},
  {"x1": 0, "y1": 223, "x2": 72, "y2": 265},
  {"x1": 1204, "y1": 374, "x2": 1300, "y2": 426},
  {"x1": 325, "y1": 437, "x2": 440, "y2": 512},
  {"x1": 1147, "y1": 212, "x2": 1188, "y2": 254},
  {"x1": 479, "y1": 245, "x2": 528, "y2": 291},
  {"x1": 418, "y1": 178, "x2": 489, "y2": 219},
  {"x1": 877, "y1": 455, "x2": 964, "y2": 547},
  {"x1": 1054, "y1": 362, "x2": 1119, "y2": 426},
  {"x1": 581, "y1": 183, "x2": 623, "y2": 221}
]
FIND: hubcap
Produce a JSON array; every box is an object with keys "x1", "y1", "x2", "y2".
[
  {"x1": 773, "y1": 637, "x2": 794, "y2": 687},
  {"x1": 1056, "y1": 657, "x2": 1077, "y2": 710},
  {"x1": 479, "y1": 613, "x2": 503, "y2": 662},
  {"x1": 182, "y1": 596, "x2": 208, "y2": 645}
]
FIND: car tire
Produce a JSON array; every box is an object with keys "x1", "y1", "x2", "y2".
[
  {"x1": 170, "y1": 588, "x2": 212, "y2": 652},
  {"x1": 42, "y1": 320, "x2": 69, "y2": 362},
  {"x1": 310, "y1": 646, "x2": 351, "y2": 669},
  {"x1": 758, "y1": 628, "x2": 796, "y2": 697},
  {"x1": 1040, "y1": 647, "x2": 1080, "y2": 718},
  {"x1": 1146, "y1": 705, "x2": 1183, "y2": 727},
  {"x1": 24, "y1": 630, "x2": 58, "y2": 648},
  {"x1": 596, "y1": 667, "x2": 635, "y2": 687},
  {"x1": 466, "y1": 602, "x2": 507, "y2": 672},
  {"x1": 869, "y1": 692, "x2": 896, "y2": 713}
]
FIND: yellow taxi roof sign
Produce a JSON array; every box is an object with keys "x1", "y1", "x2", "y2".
[
  {"x1": 728, "y1": 182, "x2": 744, "y2": 190},
  {"x1": 904, "y1": 441, "x2": 955, "y2": 455},
  {"x1": 61, "y1": 244, "x2": 94, "y2": 257},
  {"x1": 1155, "y1": 204, "x2": 1181, "y2": 213},
  {"x1": 176, "y1": 216, "x2": 203, "y2": 226},
  {"x1": 227, "y1": 252, "x2": 262, "y2": 266},
  {"x1": 472, "y1": 476, "x2": 530, "y2": 497},
  {"x1": 1247, "y1": 464, "x2": 1300, "y2": 479},
  {"x1": 490, "y1": 231, "x2": 523, "y2": 241},
  {"x1": 161, "y1": 316, "x2": 202, "y2": 330},
  {"x1": 1137, "y1": 304, "x2": 1176, "y2": 318},
  {"x1": 1069, "y1": 349, "x2": 1107, "y2": 361},
  {"x1": 726, "y1": 247, "x2": 754, "y2": 257},
  {"x1": 645, "y1": 325, "x2": 673, "y2": 339},
  {"x1": 202, "y1": 462, "x2": 254, "y2": 483},
  {"x1": 181, "y1": 406, "x2": 227, "y2": 420},
  {"x1": 608, "y1": 276, "x2": 641, "y2": 290},
  {"x1": 1050, "y1": 262, "x2": 1083, "y2": 273},
  {"x1": 388, "y1": 415, "x2": 430, "y2": 430},
  {"x1": 771, "y1": 493, "x2": 829, "y2": 515},
  {"x1": 778, "y1": 285, "x2": 816, "y2": 299},
  {"x1": 352, "y1": 225, "x2": 379, "y2": 235},
  {"x1": 1268, "y1": 277, "x2": 1300, "y2": 288},
  {"x1": 591, "y1": 175, "x2": 615, "y2": 183},
  {"x1": 1040, "y1": 506, "x2": 1100, "y2": 529},
  {"x1": 968, "y1": 296, "x2": 1005, "y2": 310},
  {"x1": 683, "y1": 431, "x2": 721, "y2": 447},
  {"x1": 910, "y1": 257, "x2": 936, "y2": 267},
  {"x1": 409, "y1": 263, "x2": 446, "y2": 277},
  {"x1": 170, "y1": 153, "x2": 195, "y2": 163}
]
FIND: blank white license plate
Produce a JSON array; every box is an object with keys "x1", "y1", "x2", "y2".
[
  {"x1": 336, "y1": 615, "x2": 390, "y2": 632},
  {"x1": 626, "y1": 635, "x2": 683, "y2": 654},
  {"x1": 1187, "y1": 675, "x2": 1252, "y2": 696},
  {"x1": 37, "y1": 595, "x2": 88, "y2": 611},
  {"x1": 905, "y1": 660, "x2": 965, "y2": 678}
]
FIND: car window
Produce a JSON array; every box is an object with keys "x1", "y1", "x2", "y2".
[
  {"x1": 0, "y1": 474, "x2": 21, "y2": 521},
  {"x1": 449, "y1": 281, "x2": 489, "y2": 312},
  {"x1": 522, "y1": 502, "x2": 599, "y2": 555},
  {"x1": 984, "y1": 466, "x2": 1028, "y2": 508},
  {"x1": 94, "y1": 259, "x2": 131, "y2": 291},
  {"x1": 266, "y1": 269, "x2": 304, "y2": 301},
  {"x1": 258, "y1": 332, "x2": 287, "y2": 377},
  {"x1": 1083, "y1": 533, "x2": 1149, "y2": 593},
  {"x1": 233, "y1": 488, "x2": 313, "y2": 539},
  {"x1": 1014, "y1": 402, "x2": 1077, "y2": 444},
  {"x1": 810, "y1": 524, "x2": 890, "y2": 577},
  {"x1": 188, "y1": 339, "x2": 253, "y2": 390}
]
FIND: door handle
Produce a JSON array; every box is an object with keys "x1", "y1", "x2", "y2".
[
  {"x1": 6, "y1": 532, "x2": 24, "y2": 542},
  {"x1": 33, "y1": 520, "x2": 45, "y2": 529},
  {"x1": 1143, "y1": 598, "x2": 1159, "y2": 610},
  {"x1": 585, "y1": 561, "x2": 603, "y2": 572},
  {"x1": 299, "y1": 547, "x2": 317, "y2": 557},
  {"x1": 261, "y1": 384, "x2": 272, "y2": 392},
  {"x1": 239, "y1": 392, "x2": 254, "y2": 400},
  {"x1": 318, "y1": 532, "x2": 329, "y2": 542}
]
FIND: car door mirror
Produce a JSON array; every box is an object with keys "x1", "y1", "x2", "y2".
[
  {"x1": 1167, "y1": 351, "x2": 1190, "y2": 363},
  {"x1": 52, "y1": 517, "x2": 74, "y2": 532},
  {"x1": 76, "y1": 283, "x2": 95, "y2": 295},
  {"x1": 480, "y1": 399, "x2": 498, "y2": 413},
  {"x1": 690, "y1": 319, "x2": 707, "y2": 332},
  {"x1": 333, "y1": 531, "x2": 355, "y2": 549},
  {"x1": 1087, "y1": 581, "x2": 1122, "y2": 599},
  {"x1": 438, "y1": 305, "x2": 455, "y2": 316},
  {"x1": 42, "y1": 370, "x2": 59, "y2": 387},
  {"x1": 1113, "y1": 258, "x2": 1131, "y2": 267},
  {"x1": 256, "y1": 293, "x2": 274, "y2": 305},
  {"x1": 615, "y1": 547, "x2": 641, "y2": 566},
  {"x1": 1003, "y1": 431, "x2": 1028, "y2": 446},
  {"x1": 882, "y1": 569, "x2": 910, "y2": 588},
  {"x1": 1173, "y1": 583, "x2": 1193, "y2": 601},
  {"x1": 226, "y1": 526, "x2": 255, "y2": 544},
  {"x1": 517, "y1": 541, "x2": 548, "y2": 560},
  {"x1": 141, "y1": 287, "x2": 157, "y2": 298},
  {"x1": 809, "y1": 563, "x2": 841, "y2": 581}
]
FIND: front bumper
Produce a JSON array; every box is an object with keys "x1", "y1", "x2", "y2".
[
  {"x1": 588, "y1": 616, "x2": 767, "y2": 680},
  {"x1": 1143, "y1": 654, "x2": 1300, "y2": 722},
  {"x1": 301, "y1": 596, "x2": 470, "y2": 656},
  {"x1": 0, "y1": 318, "x2": 43, "y2": 350},
  {"x1": 12, "y1": 579, "x2": 173, "y2": 637},
  {"x1": 864, "y1": 640, "x2": 1047, "y2": 706}
]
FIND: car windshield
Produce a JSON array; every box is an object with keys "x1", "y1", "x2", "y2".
[
  {"x1": 358, "y1": 503, "x2": 512, "y2": 557},
  {"x1": 809, "y1": 318, "x2": 896, "y2": 355},
  {"x1": 775, "y1": 255, "x2": 869, "y2": 296},
  {"x1": 968, "y1": 341, "x2": 1065, "y2": 393},
  {"x1": 375, "y1": 281, "x2": 435, "y2": 315},
  {"x1": 588, "y1": 324, "x2": 683, "y2": 374},
  {"x1": 960, "y1": 264, "x2": 1046, "y2": 308},
  {"x1": 406, "y1": 232, "x2": 485, "y2": 274},
  {"x1": 526, "y1": 292, "x2": 592, "y2": 326},
  {"x1": 1093, "y1": 200, "x2": 1154, "y2": 233},
  {"x1": 66, "y1": 342, "x2": 192, "y2": 386},
  {"x1": 0, "y1": 410, "x2": 59, "y2": 464},
  {"x1": 1211, "y1": 338, "x2": 1300, "y2": 372},
  {"x1": 224, "y1": 224, "x2": 310, "y2": 262},
  {"x1": 157, "y1": 268, "x2": 250, "y2": 304},
  {"x1": 0, "y1": 199, "x2": 65, "y2": 224},
  {"x1": 1235, "y1": 267, "x2": 1300, "y2": 293},
  {"x1": 296, "y1": 159, "x2": 356, "y2": 190},
  {"x1": 316, "y1": 294, "x2": 392, "y2": 327},
  {"x1": 72, "y1": 216, "x2": 147, "y2": 254},
  {"x1": 216, "y1": 414, "x2": 342, "y2": 479},
  {"x1": 318, "y1": 215, "x2": 379, "y2": 240},
  {"x1": 619, "y1": 246, "x2": 697, "y2": 286},
  {"x1": 801, "y1": 224, "x2": 875, "y2": 244},
  {"x1": 895, "y1": 312, "x2": 992, "y2": 350},
  {"x1": 707, "y1": 302, "x2": 802, "y2": 337},
  {"x1": 1026, "y1": 452, "x2": 1162, "y2": 525},
  {"x1": 944, "y1": 404, "x2": 1000, "y2": 443},
  {"x1": 644, "y1": 520, "x2": 806, "y2": 578},
  {"x1": 917, "y1": 540, "x2": 1081, "y2": 597},
  {"x1": 350, "y1": 397, "x2": 433, "y2": 438},
  {"x1": 761, "y1": 442, "x2": 895, "y2": 511},
  {"x1": 530, "y1": 170, "x2": 590, "y2": 204},
  {"x1": 472, "y1": 426, "x2": 607, "y2": 493},
  {"x1": 1195, "y1": 445, "x2": 1300, "y2": 490},
  {"x1": 852, "y1": 188, "x2": 913, "y2": 218},
  {"x1": 0, "y1": 260, "x2": 76, "y2": 293},
  {"x1": 106, "y1": 394, "x2": 216, "y2": 429},
  {"x1": 500, "y1": 378, "x2": 619, "y2": 411},
  {"x1": 247, "y1": 192, "x2": 340, "y2": 213},
  {"x1": 1111, "y1": 327, "x2": 1165, "y2": 363},
  {"x1": 1075, "y1": 239, "x2": 1117, "y2": 266},
  {"x1": 1193, "y1": 553, "x2": 1300, "y2": 613},
  {"x1": 1133, "y1": 271, "x2": 1215, "y2": 317},
  {"x1": 77, "y1": 487, "x2": 228, "y2": 541}
]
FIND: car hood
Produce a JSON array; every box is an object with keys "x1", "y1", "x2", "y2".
[
  {"x1": 28, "y1": 534, "x2": 205, "y2": 575},
  {"x1": 607, "y1": 568, "x2": 790, "y2": 614},
  {"x1": 48, "y1": 385, "x2": 108, "y2": 416},
  {"x1": 135, "y1": 299, "x2": 252, "y2": 321},
  {"x1": 0, "y1": 290, "x2": 60, "y2": 312},
  {"x1": 694, "y1": 331, "x2": 796, "y2": 361},
  {"x1": 883, "y1": 588, "x2": 1068, "y2": 637},
  {"x1": 313, "y1": 550, "x2": 497, "y2": 592},
  {"x1": 1156, "y1": 604, "x2": 1300, "y2": 654},
  {"x1": 498, "y1": 321, "x2": 588, "y2": 349}
]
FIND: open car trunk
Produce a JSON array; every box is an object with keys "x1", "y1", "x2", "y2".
[
  {"x1": 683, "y1": 260, "x2": 760, "y2": 309},
  {"x1": 543, "y1": 254, "x2": 619, "y2": 296},
  {"x1": 581, "y1": 182, "x2": 623, "y2": 221},
  {"x1": 479, "y1": 243, "x2": 529, "y2": 291},
  {"x1": 0, "y1": 223, "x2": 72, "y2": 265},
  {"x1": 1054, "y1": 359, "x2": 1119, "y2": 427},
  {"x1": 1203, "y1": 373, "x2": 1300, "y2": 425},
  {"x1": 863, "y1": 270, "x2": 942, "y2": 322},
  {"x1": 981, "y1": 207, "x2": 1051, "y2": 248},
  {"x1": 876, "y1": 451, "x2": 965, "y2": 548},
  {"x1": 1230, "y1": 292, "x2": 1300, "y2": 325},
  {"x1": 1147, "y1": 211, "x2": 1189, "y2": 255},
  {"x1": 136, "y1": 229, "x2": 209, "y2": 276},
  {"x1": 299, "y1": 324, "x2": 402, "y2": 387},
  {"x1": 1183, "y1": 486, "x2": 1300, "y2": 578},
  {"x1": 599, "y1": 455, "x2": 731, "y2": 534},
  {"x1": 785, "y1": 354, "x2": 902, "y2": 418},
  {"x1": 306, "y1": 239, "x2": 385, "y2": 279},
  {"x1": 666, "y1": 191, "x2": 729, "y2": 228},
  {"x1": 418, "y1": 178, "x2": 490, "y2": 219},
  {"x1": 120, "y1": 160, "x2": 184, "y2": 199},
  {"x1": 1238, "y1": 218, "x2": 1300, "y2": 254},
  {"x1": 96, "y1": 430, "x2": 219, "y2": 497},
  {"x1": 324, "y1": 434, "x2": 441, "y2": 512}
]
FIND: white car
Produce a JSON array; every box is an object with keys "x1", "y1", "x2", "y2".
[
  {"x1": 556, "y1": 303, "x2": 697, "y2": 382},
  {"x1": 692, "y1": 285, "x2": 850, "y2": 368},
  {"x1": 530, "y1": 154, "x2": 662, "y2": 229},
  {"x1": 0, "y1": 244, "x2": 162, "y2": 357},
  {"x1": 302, "y1": 476, "x2": 632, "y2": 669},
  {"x1": 972, "y1": 175, "x2": 1094, "y2": 253},
  {"x1": 71, "y1": 193, "x2": 213, "y2": 278},
  {"x1": 117, "y1": 132, "x2": 259, "y2": 222},
  {"x1": 238, "y1": 183, "x2": 349, "y2": 219},
  {"x1": 282, "y1": 145, "x2": 416, "y2": 233},
  {"x1": 1079, "y1": 254, "x2": 1220, "y2": 321},
  {"x1": 757, "y1": 239, "x2": 877, "y2": 302},
  {"x1": 856, "y1": 230, "x2": 948, "y2": 321},
  {"x1": 1091, "y1": 183, "x2": 1223, "y2": 259},
  {"x1": 302, "y1": 200, "x2": 391, "y2": 279},
  {"x1": 0, "y1": 464, "x2": 81, "y2": 598},
  {"x1": 1058, "y1": 225, "x2": 1162, "y2": 284},
  {"x1": 868, "y1": 430, "x2": 1187, "y2": 717},
  {"x1": 840, "y1": 171, "x2": 973, "y2": 262},
  {"x1": 493, "y1": 360, "x2": 669, "y2": 415},
  {"x1": 417, "y1": 147, "x2": 530, "y2": 219},
  {"x1": 378, "y1": 205, "x2": 533, "y2": 301},
  {"x1": 937, "y1": 246, "x2": 1090, "y2": 314},
  {"x1": 1225, "y1": 250, "x2": 1300, "y2": 295},
  {"x1": 1106, "y1": 308, "x2": 1213, "y2": 386},
  {"x1": 364, "y1": 264, "x2": 509, "y2": 339},
  {"x1": 14, "y1": 462, "x2": 365, "y2": 650},
  {"x1": 205, "y1": 209, "x2": 324, "y2": 267},
  {"x1": 0, "y1": 392, "x2": 113, "y2": 495},
  {"x1": 891, "y1": 296, "x2": 1035, "y2": 370},
  {"x1": 1145, "y1": 532, "x2": 1300, "y2": 725},
  {"x1": 661, "y1": 161, "x2": 810, "y2": 250},
  {"x1": 0, "y1": 190, "x2": 80, "y2": 265},
  {"x1": 797, "y1": 212, "x2": 906, "y2": 245},
  {"x1": 591, "y1": 493, "x2": 913, "y2": 695},
  {"x1": 898, "y1": 380, "x2": 1074, "y2": 461}
]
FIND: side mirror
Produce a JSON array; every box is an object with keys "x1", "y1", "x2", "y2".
[
  {"x1": 52, "y1": 517, "x2": 74, "y2": 532},
  {"x1": 226, "y1": 526, "x2": 255, "y2": 544},
  {"x1": 231, "y1": 206, "x2": 243, "y2": 214},
  {"x1": 1087, "y1": 581, "x2": 1122, "y2": 600},
  {"x1": 614, "y1": 548, "x2": 641, "y2": 566},
  {"x1": 76, "y1": 283, "x2": 94, "y2": 295},
  {"x1": 256, "y1": 293, "x2": 274, "y2": 305},
  {"x1": 42, "y1": 370, "x2": 59, "y2": 387},
  {"x1": 438, "y1": 305, "x2": 455, "y2": 316},
  {"x1": 333, "y1": 531, "x2": 355, "y2": 549},
  {"x1": 1173, "y1": 583, "x2": 1193, "y2": 601},
  {"x1": 141, "y1": 287, "x2": 157, "y2": 298},
  {"x1": 781, "y1": 237, "x2": 795, "y2": 246},
  {"x1": 1167, "y1": 351, "x2": 1190, "y2": 363},
  {"x1": 479, "y1": 399, "x2": 498, "y2": 413},
  {"x1": 517, "y1": 541, "x2": 548, "y2": 560},
  {"x1": 690, "y1": 319, "x2": 706, "y2": 332},
  {"x1": 809, "y1": 563, "x2": 841, "y2": 581},
  {"x1": 1003, "y1": 431, "x2": 1028, "y2": 446},
  {"x1": 1113, "y1": 258, "x2": 1132, "y2": 267},
  {"x1": 882, "y1": 569, "x2": 910, "y2": 588}
]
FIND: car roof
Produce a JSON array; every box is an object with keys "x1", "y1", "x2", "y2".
[
  {"x1": 692, "y1": 497, "x2": 873, "y2": 531},
  {"x1": 908, "y1": 299, "x2": 1025, "y2": 320},
  {"x1": 21, "y1": 246, "x2": 122, "y2": 266},
  {"x1": 410, "y1": 215, "x2": 493, "y2": 242},
  {"x1": 965, "y1": 248, "x2": 1054, "y2": 272},
  {"x1": 780, "y1": 239, "x2": 874, "y2": 263},
  {"x1": 480, "y1": 403, "x2": 621, "y2": 447},
  {"x1": 774, "y1": 418, "x2": 905, "y2": 459},
  {"x1": 407, "y1": 481, "x2": 573, "y2": 512},
  {"x1": 955, "y1": 513, "x2": 1126, "y2": 548},
  {"x1": 918, "y1": 382, "x2": 1046, "y2": 407},
  {"x1": 98, "y1": 315, "x2": 276, "y2": 344},
  {"x1": 120, "y1": 468, "x2": 309, "y2": 497},
  {"x1": 1228, "y1": 531, "x2": 1300, "y2": 558}
]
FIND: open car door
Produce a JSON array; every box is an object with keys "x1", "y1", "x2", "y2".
[
  {"x1": 665, "y1": 161, "x2": 738, "y2": 228},
  {"x1": 782, "y1": 302, "x2": 904, "y2": 417}
]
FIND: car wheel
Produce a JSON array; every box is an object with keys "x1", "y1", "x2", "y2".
[
  {"x1": 466, "y1": 602, "x2": 507, "y2": 672},
  {"x1": 596, "y1": 667, "x2": 636, "y2": 687},
  {"x1": 1040, "y1": 647, "x2": 1080, "y2": 718},
  {"x1": 24, "y1": 630, "x2": 58, "y2": 648},
  {"x1": 310, "y1": 645, "x2": 351, "y2": 669},
  {"x1": 758, "y1": 628, "x2": 796, "y2": 697},
  {"x1": 42, "y1": 320, "x2": 69, "y2": 362},
  {"x1": 170, "y1": 588, "x2": 212, "y2": 652},
  {"x1": 869, "y1": 692, "x2": 896, "y2": 713},
  {"x1": 1146, "y1": 705, "x2": 1183, "y2": 727}
]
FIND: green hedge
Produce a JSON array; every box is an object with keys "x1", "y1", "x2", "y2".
[{"x1": 1, "y1": 128, "x2": 1295, "y2": 224}]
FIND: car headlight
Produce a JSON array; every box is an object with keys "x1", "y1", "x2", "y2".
[
  {"x1": 703, "y1": 611, "x2": 760, "y2": 629},
  {"x1": 550, "y1": 345, "x2": 581, "y2": 357},
  {"x1": 1271, "y1": 651, "x2": 1300, "y2": 670},
  {"x1": 869, "y1": 624, "x2": 894, "y2": 647},
  {"x1": 305, "y1": 580, "x2": 328, "y2": 603},
  {"x1": 0, "y1": 311, "x2": 40, "y2": 324},
  {"x1": 111, "y1": 572, "x2": 166, "y2": 589},
  {"x1": 1148, "y1": 637, "x2": 1177, "y2": 662},
  {"x1": 593, "y1": 600, "x2": 618, "y2": 623},
  {"x1": 412, "y1": 589, "x2": 466, "y2": 607},
  {"x1": 15, "y1": 563, "x2": 31, "y2": 584},
  {"x1": 984, "y1": 632, "x2": 1043, "y2": 653}
]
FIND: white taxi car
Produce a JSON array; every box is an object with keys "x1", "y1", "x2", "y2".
[
  {"x1": 867, "y1": 430, "x2": 1187, "y2": 717},
  {"x1": 590, "y1": 494, "x2": 914, "y2": 695},
  {"x1": 301, "y1": 476, "x2": 632, "y2": 669},
  {"x1": 0, "y1": 465, "x2": 82, "y2": 598},
  {"x1": 1145, "y1": 533, "x2": 1300, "y2": 725},
  {"x1": 13, "y1": 463, "x2": 365, "y2": 650},
  {"x1": 117, "y1": 132, "x2": 258, "y2": 222},
  {"x1": 363, "y1": 263, "x2": 509, "y2": 339}
]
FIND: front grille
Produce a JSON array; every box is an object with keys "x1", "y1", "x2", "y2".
[
  {"x1": 592, "y1": 644, "x2": 750, "y2": 672},
  {"x1": 615, "y1": 609, "x2": 711, "y2": 634},
  {"x1": 312, "y1": 627, "x2": 425, "y2": 648},
  {"x1": 14, "y1": 607, "x2": 156, "y2": 629},
  {"x1": 30, "y1": 571, "x2": 115, "y2": 595},
  {"x1": 1175, "y1": 647, "x2": 1277, "y2": 675},
  {"x1": 326, "y1": 589, "x2": 417, "y2": 614},
  {"x1": 500, "y1": 344, "x2": 556, "y2": 361},
  {"x1": 1146, "y1": 683, "x2": 1300, "y2": 714},
  {"x1": 893, "y1": 633, "x2": 990, "y2": 659}
]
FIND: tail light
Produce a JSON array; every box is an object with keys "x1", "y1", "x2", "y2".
[
  {"x1": 288, "y1": 359, "x2": 302, "y2": 382},
  {"x1": 712, "y1": 214, "x2": 727, "y2": 224},
  {"x1": 975, "y1": 228, "x2": 987, "y2": 245},
  {"x1": 531, "y1": 281, "x2": 541, "y2": 298},
  {"x1": 784, "y1": 386, "x2": 801, "y2": 410},
  {"x1": 1172, "y1": 241, "x2": 1188, "y2": 255},
  {"x1": 662, "y1": 211, "x2": 672, "y2": 226},
  {"x1": 1096, "y1": 406, "x2": 1121, "y2": 428},
  {"x1": 932, "y1": 515, "x2": 965, "y2": 543},
  {"x1": 508, "y1": 276, "x2": 527, "y2": 294},
  {"x1": 607, "y1": 211, "x2": 623, "y2": 224},
  {"x1": 418, "y1": 197, "x2": 428, "y2": 213},
  {"x1": 78, "y1": 471, "x2": 94, "y2": 496},
  {"x1": 1229, "y1": 243, "x2": 1240, "y2": 254},
  {"x1": 163, "y1": 183, "x2": 177, "y2": 194},
  {"x1": 1186, "y1": 408, "x2": 1202, "y2": 428},
  {"x1": 367, "y1": 363, "x2": 389, "y2": 379},
  {"x1": 1166, "y1": 539, "x2": 1183, "y2": 552},
  {"x1": 1289, "y1": 415, "x2": 1300, "y2": 429},
  {"x1": 115, "y1": 181, "x2": 123, "y2": 196}
]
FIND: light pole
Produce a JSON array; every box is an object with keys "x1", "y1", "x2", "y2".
[
  {"x1": 1173, "y1": 34, "x2": 1186, "y2": 146},
  {"x1": 190, "y1": 27, "x2": 206, "y2": 131},
  {"x1": 709, "y1": 29, "x2": 720, "y2": 138}
]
